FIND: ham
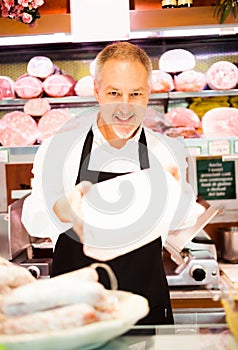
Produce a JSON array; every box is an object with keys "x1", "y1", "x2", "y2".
[
  {"x1": 14, "y1": 75, "x2": 43, "y2": 99},
  {"x1": 0, "y1": 111, "x2": 38, "y2": 146},
  {"x1": 27, "y1": 56, "x2": 55, "y2": 79},
  {"x1": 206, "y1": 61, "x2": 238, "y2": 90},
  {"x1": 37, "y1": 108, "x2": 72, "y2": 141},
  {"x1": 0, "y1": 76, "x2": 15, "y2": 99},
  {"x1": 23, "y1": 98, "x2": 51, "y2": 117},
  {"x1": 143, "y1": 107, "x2": 171, "y2": 132},
  {"x1": 74, "y1": 75, "x2": 94, "y2": 96},
  {"x1": 159, "y1": 49, "x2": 196, "y2": 73},
  {"x1": 163, "y1": 107, "x2": 201, "y2": 129},
  {"x1": 151, "y1": 70, "x2": 174, "y2": 92},
  {"x1": 42, "y1": 74, "x2": 76, "y2": 97},
  {"x1": 174, "y1": 70, "x2": 207, "y2": 92},
  {"x1": 202, "y1": 107, "x2": 238, "y2": 137}
]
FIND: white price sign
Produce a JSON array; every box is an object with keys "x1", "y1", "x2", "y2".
[{"x1": 208, "y1": 140, "x2": 230, "y2": 155}]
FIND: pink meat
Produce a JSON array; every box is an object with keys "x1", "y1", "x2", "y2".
[
  {"x1": 0, "y1": 111, "x2": 38, "y2": 146},
  {"x1": 0, "y1": 76, "x2": 15, "y2": 99},
  {"x1": 24, "y1": 98, "x2": 51, "y2": 116},
  {"x1": 174, "y1": 70, "x2": 207, "y2": 92},
  {"x1": 143, "y1": 107, "x2": 171, "y2": 132},
  {"x1": 74, "y1": 75, "x2": 94, "y2": 96},
  {"x1": 38, "y1": 108, "x2": 72, "y2": 141},
  {"x1": 163, "y1": 107, "x2": 201, "y2": 129},
  {"x1": 14, "y1": 75, "x2": 43, "y2": 99},
  {"x1": 151, "y1": 70, "x2": 174, "y2": 92},
  {"x1": 27, "y1": 56, "x2": 55, "y2": 79},
  {"x1": 43, "y1": 74, "x2": 76, "y2": 97},
  {"x1": 206, "y1": 61, "x2": 238, "y2": 90},
  {"x1": 202, "y1": 107, "x2": 238, "y2": 137}
]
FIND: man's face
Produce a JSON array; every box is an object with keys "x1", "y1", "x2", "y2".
[{"x1": 94, "y1": 59, "x2": 150, "y2": 141}]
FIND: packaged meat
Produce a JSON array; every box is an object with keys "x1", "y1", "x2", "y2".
[
  {"x1": 202, "y1": 107, "x2": 238, "y2": 137},
  {"x1": 27, "y1": 56, "x2": 55, "y2": 79},
  {"x1": 151, "y1": 70, "x2": 174, "y2": 92},
  {"x1": 0, "y1": 76, "x2": 15, "y2": 99},
  {"x1": 143, "y1": 107, "x2": 171, "y2": 132},
  {"x1": 174, "y1": 70, "x2": 207, "y2": 92},
  {"x1": 42, "y1": 74, "x2": 76, "y2": 97},
  {"x1": 163, "y1": 107, "x2": 201, "y2": 129},
  {"x1": 206, "y1": 61, "x2": 238, "y2": 90},
  {"x1": 37, "y1": 108, "x2": 72, "y2": 141},
  {"x1": 14, "y1": 75, "x2": 43, "y2": 99},
  {"x1": 159, "y1": 49, "x2": 196, "y2": 73},
  {"x1": 74, "y1": 75, "x2": 94, "y2": 97},
  {"x1": 0, "y1": 111, "x2": 38, "y2": 146}
]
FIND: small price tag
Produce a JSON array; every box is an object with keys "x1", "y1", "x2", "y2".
[
  {"x1": 0, "y1": 149, "x2": 9, "y2": 163},
  {"x1": 208, "y1": 140, "x2": 230, "y2": 155},
  {"x1": 187, "y1": 146, "x2": 202, "y2": 156},
  {"x1": 233, "y1": 140, "x2": 238, "y2": 154}
]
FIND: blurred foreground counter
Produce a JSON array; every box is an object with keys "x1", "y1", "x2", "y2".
[{"x1": 99, "y1": 324, "x2": 238, "y2": 350}]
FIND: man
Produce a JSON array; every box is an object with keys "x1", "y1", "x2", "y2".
[{"x1": 22, "y1": 41, "x2": 198, "y2": 325}]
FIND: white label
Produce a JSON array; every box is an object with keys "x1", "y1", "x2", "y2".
[
  {"x1": 0, "y1": 149, "x2": 9, "y2": 163},
  {"x1": 208, "y1": 140, "x2": 230, "y2": 155}
]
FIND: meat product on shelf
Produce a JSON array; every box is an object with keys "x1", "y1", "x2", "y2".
[
  {"x1": 37, "y1": 108, "x2": 72, "y2": 141},
  {"x1": 159, "y1": 49, "x2": 196, "y2": 73},
  {"x1": 206, "y1": 61, "x2": 238, "y2": 90},
  {"x1": 189, "y1": 96, "x2": 230, "y2": 118},
  {"x1": 14, "y1": 75, "x2": 43, "y2": 99},
  {"x1": 23, "y1": 98, "x2": 51, "y2": 116},
  {"x1": 151, "y1": 70, "x2": 174, "y2": 92},
  {"x1": 143, "y1": 107, "x2": 171, "y2": 132},
  {"x1": 27, "y1": 56, "x2": 55, "y2": 79},
  {"x1": 202, "y1": 107, "x2": 238, "y2": 137},
  {"x1": 0, "y1": 76, "x2": 15, "y2": 99},
  {"x1": 174, "y1": 70, "x2": 207, "y2": 92},
  {"x1": 163, "y1": 107, "x2": 201, "y2": 129},
  {"x1": 164, "y1": 126, "x2": 200, "y2": 138},
  {"x1": 0, "y1": 111, "x2": 38, "y2": 146},
  {"x1": 74, "y1": 75, "x2": 94, "y2": 97},
  {"x1": 42, "y1": 74, "x2": 76, "y2": 97}
]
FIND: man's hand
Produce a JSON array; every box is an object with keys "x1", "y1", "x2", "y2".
[{"x1": 53, "y1": 181, "x2": 92, "y2": 242}]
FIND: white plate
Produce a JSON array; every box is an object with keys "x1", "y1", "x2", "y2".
[{"x1": 0, "y1": 291, "x2": 149, "y2": 350}]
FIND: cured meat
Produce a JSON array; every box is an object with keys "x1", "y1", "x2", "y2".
[
  {"x1": 42, "y1": 74, "x2": 76, "y2": 97},
  {"x1": 23, "y1": 98, "x2": 51, "y2": 116},
  {"x1": 202, "y1": 107, "x2": 238, "y2": 137},
  {"x1": 174, "y1": 70, "x2": 207, "y2": 92},
  {"x1": 151, "y1": 70, "x2": 174, "y2": 93},
  {"x1": 37, "y1": 108, "x2": 72, "y2": 141},
  {"x1": 163, "y1": 107, "x2": 201, "y2": 129},
  {"x1": 0, "y1": 111, "x2": 38, "y2": 146},
  {"x1": 0, "y1": 257, "x2": 35, "y2": 294},
  {"x1": 14, "y1": 75, "x2": 43, "y2": 99},
  {"x1": 143, "y1": 107, "x2": 171, "y2": 132},
  {"x1": 1, "y1": 303, "x2": 98, "y2": 334},
  {"x1": 159, "y1": 49, "x2": 196, "y2": 73},
  {"x1": 206, "y1": 61, "x2": 238, "y2": 90},
  {"x1": 0, "y1": 76, "x2": 15, "y2": 99},
  {"x1": 1, "y1": 276, "x2": 115, "y2": 316},
  {"x1": 165, "y1": 127, "x2": 200, "y2": 138},
  {"x1": 27, "y1": 56, "x2": 55, "y2": 79},
  {"x1": 74, "y1": 75, "x2": 94, "y2": 96}
]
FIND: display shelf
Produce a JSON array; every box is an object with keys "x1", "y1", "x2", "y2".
[{"x1": 0, "y1": 88, "x2": 237, "y2": 109}]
